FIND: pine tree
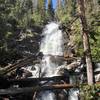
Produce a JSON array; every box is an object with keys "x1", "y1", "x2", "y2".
[
  {"x1": 37, "y1": 0, "x2": 45, "y2": 18},
  {"x1": 47, "y1": 0, "x2": 54, "y2": 21},
  {"x1": 77, "y1": 0, "x2": 94, "y2": 85},
  {"x1": 63, "y1": 0, "x2": 77, "y2": 20},
  {"x1": 56, "y1": 0, "x2": 67, "y2": 22}
]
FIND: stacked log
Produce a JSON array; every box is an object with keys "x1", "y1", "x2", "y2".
[{"x1": 0, "y1": 56, "x2": 39, "y2": 75}]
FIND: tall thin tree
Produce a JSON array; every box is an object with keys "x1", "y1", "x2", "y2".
[
  {"x1": 37, "y1": 0, "x2": 46, "y2": 18},
  {"x1": 57, "y1": 0, "x2": 62, "y2": 9},
  {"x1": 77, "y1": 0, "x2": 94, "y2": 85},
  {"x1": 47, "y1": 0, "x2": 54, "y2": 20}
]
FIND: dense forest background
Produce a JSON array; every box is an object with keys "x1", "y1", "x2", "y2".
[{"x1": 0, "y1": 0, "x2": 100, "y2": 67}]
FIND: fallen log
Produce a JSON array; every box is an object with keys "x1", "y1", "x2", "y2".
[
  {"x1": 43, "y1": 54, "x2": 80, "y2": 62},
  {"x1": 0, "y1": 56, "x2": 40, "y2": 75},
  {"x1": 57, "y1": 61, "x2": 81, "y2": 72},
  {"x1": 3, "y1": 56, "x2": 34, "y2": 70},
  {"x1": 0, "y1": 83, "x2": 76, "y2": 96},
  {"x1": 5, "y1": 60, "x2": 39, "y2": 75},
  {"x1": 0, "y1": 82, "x2": 99, "y2": 96},
  {"x1": 0, "y1": 54, "x2": 80, "y2": 76},
  {"x1": 8, "y1": 76, "x2": 69, "y2": 85},
  {"x1": 0, "y1": 76, "x2": 69, "y2": 89},
  {"x1": 65, "y1": 61, "x2": 80, "y2": 70}
]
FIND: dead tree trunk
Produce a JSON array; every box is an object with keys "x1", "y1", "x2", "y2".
[
  {"x1": 77, "y1": 0, "x2": 94, "y2": 85},
  {"x1": 0, "y1": 84, "x2": 77, "y2": 96}
]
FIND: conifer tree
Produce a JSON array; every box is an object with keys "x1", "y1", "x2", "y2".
[
  {"x1": 37, "y1": 0, "x2": 45, "y2": 18},
  {"x1": 78, "y1": 0, "x2": 94, "y2": 85},
  {"x1": 63, "y1": 0, "x2": 77, "y2": 20},
  {"x1": 47, "y1": 0, "x2": 54, "y2": 21}
]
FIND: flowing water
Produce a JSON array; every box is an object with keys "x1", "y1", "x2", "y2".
[
  {"x1": 40, "y1": 22, "x2": 64, "y2": 78},
  {"x1": 36, "y1": 22, "x2": 64, "y2": 100},
  {"x1": 27, "y1": 22, "x2": 79, "y2": 100}
]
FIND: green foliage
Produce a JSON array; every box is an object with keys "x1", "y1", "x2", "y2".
[
  {"x1": 55, "y1": 0, "x2": 72, "y2": 22},
  {"x1": 0, "y1": 0, "x2": 41, "y2": 66},
  {"x1": 63, "y1": 0, "x2": 100, "y2": 62},
  {"x1": 90, "y1": 28, "x2": 100, "y2": 61},
  {"x1": 37, "y1": 0, "x2": 46, "y2": 21},
  {"x1": 55, "y1": 6, "x2": 69, "y2": 23},
  {"x1": 79, "y1": 84, "x2": 100, "y2": 100},
  {"x1": 47, "y1": 0, "x2": 54, "y2": 21},
  {"x1": 73, "y1": 28, "x2": 100, "y2": 62},
  {"x1": 31, "y1": 12, "x2": 43, "y2": 25},
  {"x1": 0, "y1": 0, "x2": 100, "y2": 66}
]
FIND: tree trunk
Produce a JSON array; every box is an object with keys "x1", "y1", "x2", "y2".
[
  {"x1": 57, "y1": 0, "x2": 62, "y2": 9},
  {"x1": 0, "y1": 82, "x2": 99, "y2": 96},
  {"x1": 77, "y1": 0, "x2": 94, "y2": 85},
  {"x1": 0, "y1": 84, "x2": 76, "y2": 96}
]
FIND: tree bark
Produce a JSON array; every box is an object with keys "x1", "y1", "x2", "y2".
[
  {"x1": 77, "y1": 0, "x2": 94, "y2": 85},
  {"x1": 0, "y1": 56, "x2": 39, "y2": 75},
  {"x1": 0, "y1": 82, "x2": 99, "y2": 96},
  {"x1": 8, "y1": 76, "x2": 68, "y2": 85},
  {"x1": 0, "y1": 84, "x2": 76, "y2": 96}
]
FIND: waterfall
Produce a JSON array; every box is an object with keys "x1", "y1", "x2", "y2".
[
  {"x1": 26, "y1": 22, "x2": 79, "y2": 100},
  {"x1": 40, "y1": 22, "x2": 64, "y2": 78},
  {"x1": 40, "y1": 22, "x2": 64, "y2": 56},
  {"x1": 36, "y1": 22, "x2": 64, "y2": 100},
  {"x1": 38, "y1": 22, "x2": 79, "y2": 100}
]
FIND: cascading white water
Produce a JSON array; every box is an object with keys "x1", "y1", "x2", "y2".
[
  {"x1": 40, "y1": 22, "x2": 64, "y2": 78},
  {"x1": 25, "y1": 22, "x2": 100, "y2": 100},
  {"x1": 40, "y1": 22, "x2": 64, "y2": 56},
  {"x1": 36, "y1": 22, "x2": 64, "y2": 100},
  {"x1": 36, "y1": 22, "x2": 79, "y2": 100},
  {"x1": 25, "y1": 22, "x2": 79, "y2": 100}
]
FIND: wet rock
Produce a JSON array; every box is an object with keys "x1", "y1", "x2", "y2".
[
  {"x1": 15, "y1": 67, "x2": 32, "y2": 79},
  {"x1": 0, "y1": 76, "x2": 10, "y2": 89}
]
